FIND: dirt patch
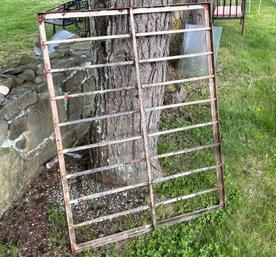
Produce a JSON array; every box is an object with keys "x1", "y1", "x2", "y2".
[
  {"x1": 0, "y1": 157, "x2": 73, "y2": 257},
  {"x1": 0, "y1": 155, "x2": 149, "y2": 257}
]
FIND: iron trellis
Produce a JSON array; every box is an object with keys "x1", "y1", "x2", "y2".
[{"x1": 38, "y1": 3, "x2": 225, "y2": 254}]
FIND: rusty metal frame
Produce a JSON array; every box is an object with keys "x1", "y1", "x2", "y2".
[{"x1": 38, "y1": 3, "x2": 225, "y2": 254}]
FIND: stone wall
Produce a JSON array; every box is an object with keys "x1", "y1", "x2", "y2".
[{"x1": 0, "y1": 42, "x2": 94, "y2": 217}]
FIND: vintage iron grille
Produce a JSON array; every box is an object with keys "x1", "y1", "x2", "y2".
[{"x1": 38, "y1": 3, "x2": 225, "y2": 254}]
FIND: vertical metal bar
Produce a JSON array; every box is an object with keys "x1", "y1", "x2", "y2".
[
  {"x1": 242, "y1": 0, "x2": 246, "y2": 35},
  {"x1": 129, "y1": 8, "x2": 157, "y2": 227},
  {"x1": 37, "y1": 14, "x2": 77, "y2": 253},
  {"x1": 204, "y1": 6, "x2": 226, "y2": 208}
]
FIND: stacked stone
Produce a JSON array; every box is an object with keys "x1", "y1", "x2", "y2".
[{"x1": 0, "y1": 42, "x2": 95, "y2": 216}]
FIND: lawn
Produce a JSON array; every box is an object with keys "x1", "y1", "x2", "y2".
[
  {"x1": 0, "y1": 0, "x2": 276, "y2": 256},
  {"x1": 0, "y1": 0, "x2": 64, "y2": 67}
]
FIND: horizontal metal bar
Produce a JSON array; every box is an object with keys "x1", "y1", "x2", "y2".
[
  {"x1": 45, "y1": 34, "x2": 131, "y2": 45},
  {"x1": 70, "y1": 166, "x2": 219, "y2": 205},
  {"x1": 133, "y1": 5, "x2": 205, "y2": 14},
  {"x1": 69, "y1": 165, "x2": 218, "y2": 205},
  {"x1": 212, "y1": 16, "x2": 243, "y2": 20},
  {"x1": 153, "y1": 165, "x2": 219, "y2": 184},
  {"x1": 51, "y1": 60, "x2": 134, "y2": 73},
  {"x1": 156, "y1": 204, "x2": 221, "y2": 227},
  {"x1": 42, "y1": 9, "x2": 129, "y2": 19},
  {"x1": 139, "y1": 52, "x2": 212, "y2": 64},
  {"x1": 67, "y1": 164, "x2": 123, "y2": 179},
  {"x1": 50, "y1": 61, "x2": 214, "y2": 75},
  {"x1": 66, "y1": 159, "x2": 143, "y2": 179},
  {"x1": 41, "y1": 4, "x2": 205, "y2": 20},
  {"x1": 156, "y1": 188, "x2": 218, "y2": 207},
  {"x1": 52, "y1": 75, "x2": 212, "y2": 100},
  {"x1": 70, "y1": 181, "x2": 147, "y2": 205},
  {"x1": 74, "y1": 204, "x2": 221, "y2": 252},
  {"x1": 57, "y1": 110, "x2": 137, "y2": 127},
  {"x1": 142, "y1": 75, "x2": 215, "y2": 88},
  {"x1": 152, "y1": 143, "x2": 218, "y2": 160},
  {"x1": 66, "y1": 144, "x2": 216, "y2": 180},
  {"x1": 148, "y1": 121, "x2": 216, "y2": 137},
  {"x1": 50, "y1": 57, "x2": 214, "y2": 75},
  {"x1": 52, "y1": 86, "x2": 136, "y2": 101},
  {"x1": 145, "y1": 98, "x2": 214, "y2": 112},
  {"x1": 46, "y1": 27, "x2": 211, "y2": 46},
  {"x1": 74, "y1": 224, "x2": 152, "y2": 252},
  {"x1": 63, "y1": 135, "x2": 142, "y2": 154},
  {"x1": 136, "y1": 27, "x2": 211, "y2": 37},
  {"x1": 74, "y1": 205, "x2": 150, "y2": 228},
  {"x1": 59, "y1": 99, "x2": 213, "y2": 127}
]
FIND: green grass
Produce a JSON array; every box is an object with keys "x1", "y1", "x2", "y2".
[
  {"x1": 102, "y1": 1, "x2": 276, "y2": 256},
  {"x1": 0, "y1": 242, "x2": 19, "y2": 257},
  {"x1": 0, "y1": 0, "x2": 64, "y2": 67},
  {"x1": 0, "y1": 0, "x2": 276, "y2": 256},
  {"x1": 45, "y1": 201, "x2": 69, "y2": 254}
]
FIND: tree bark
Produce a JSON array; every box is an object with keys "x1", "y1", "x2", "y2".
[
  {"x1": 172, "y1": 0, "x2": 205, "y2": 25},
  {"x1": 87, "y1": 0, "x2": 172, "y2": 185}
]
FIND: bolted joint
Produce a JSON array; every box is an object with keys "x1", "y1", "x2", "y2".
[
  {"x1": 37, "y1": 13, "x2": 45, "y2": 23},
  {"x1": 203, "y1": 3, "x2": 210, "y2": 10},
  {"x1": 44, "y1": 64, "x2": 51, "y2": 75},
  {"x1": 71, "y1": 244, "x2": 77, "y2": 255}
]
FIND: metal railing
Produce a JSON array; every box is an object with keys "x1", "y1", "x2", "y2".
[
  {"x1": 212, "y1": 0, "x2": 246, "y2": 34},
  {"x1": 44, "y1": 0, "x2": 89, "y2": 34},
  {"x1": 38, "y1": 3, "x2": 225, "y2": 254}
]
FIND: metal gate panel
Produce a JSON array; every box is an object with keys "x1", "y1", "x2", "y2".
[{"x1": 38, "y1": 3, "x2": 225, "y2": 254}]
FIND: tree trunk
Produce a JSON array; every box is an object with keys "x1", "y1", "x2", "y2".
[
  {"x1": 87, "y1": 0, "x2": 172, "y2": 185},
  {"x1": 173, "y1": 0, "x2": 205, "y2": 25}
]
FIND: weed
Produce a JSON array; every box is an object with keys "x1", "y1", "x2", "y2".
[
  {"x1": 45, "y1": 201, "x2": 67, "y2": 252},
  {"x1": 45, "y1": 201, "x2": 66, "y2": 227},
  {"x1": 0, "y1": 242, "x2": 19, "y2": 257}
]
